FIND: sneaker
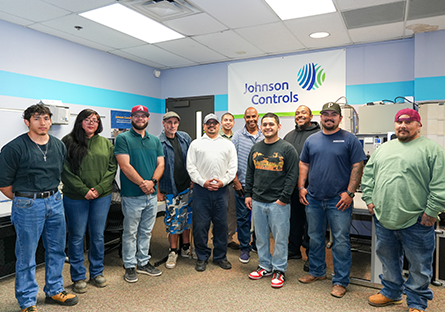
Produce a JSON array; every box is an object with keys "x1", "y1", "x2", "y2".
[
  {"x1": 249, "y1": 266, "x2": 273, "y2": 280},
  {"x1": 21, "y1": 306, "x2": 37, "y2": 312},
  {"x1": 251, "y1": 245, "x2": 258, "y2": 253},
  {"x1": 90, "y1": 275, "x2": 107, "y2": 288},
  {"x1": 368, "y1": 292, "x2": 402, "y2": 307},
  {"x1": 303, "y1": 259, "x2": 310, "y2": 272},
  {"x1": 44, "y1": 291, "x2": 79, "y2": 306},
  {"x1": 288, "y1": 250, "x2": 302, "y2": 260},
  {"x1": 213, "y1": 259, "x2": 232, "y2": 270},
  {"x1": 228, "y1": 241, "x2": 240, "y2": 250},
  {"x1": 124, "y1": 267, "x2": 138, "y2": 283},
  {"x1": 137, "y1": 262, "x2": 162, "y2": 276},
  {"x1": 271, "y1": 271, "x2": 285, "y2": 288},
  {"x1": 191, "y1": 249, "x2": 198, "y2": 260},
  {"x1": 166, "y1": 251, "x2": 178, "y2": 269},
  {"x1": 181, "y1": 246, "x2": 191, "y2": 258},
  {"x1": 73, "y1": 279, "x2": 87, "y2": 293},
  {"x1": 239, "y1": 250, "x2": 250, "y2": 264}
]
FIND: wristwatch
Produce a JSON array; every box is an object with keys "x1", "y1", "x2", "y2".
[
  {"x1": 346, "y1": 190, "x2": 355, "y2": 198},
  {"x1": 151, "y1": 178, "x2": 157, "y2": 186}
]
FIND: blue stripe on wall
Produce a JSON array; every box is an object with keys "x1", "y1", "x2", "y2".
[
  {"x1": 0, "y1": 70, "x2": 164, "y2": 113},
  {"x1": 215, "y1": 94, "x2": 228, "y2": 112},
  {"x1": 346, "y1": 81, "x2": 414, "y2": 105},
  {"x1": 415, "y1": 76, "x2": 445, "y2": 101}
]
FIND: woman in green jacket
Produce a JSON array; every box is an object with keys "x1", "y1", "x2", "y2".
[{"x1": 62, "y1": 109, "x2": 117, "y2": 294}]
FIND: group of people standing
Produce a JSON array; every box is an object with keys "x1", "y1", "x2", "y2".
[{"x1": 0, "y1": 101, "x2": 443, "y2": 312}]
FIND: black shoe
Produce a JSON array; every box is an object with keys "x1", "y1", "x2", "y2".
[
  {"x1": 227, "y1": 241, "x2": 240, "y2": 250},
  {"x1": 288, "y1": 250, "x2": 302, "y2": 260},
  {"x1": 195, "y1": 260, "x2": 207, "y2": 272},
  {"x1": 304, "y1": 260, "x2": 310, "y2": 272},
  {"x1": 137, "y1": 262, "x2": 162, "y2": 277},
  {"x1": 124, "y1": 267, "x2": 138, "y2": 283},
  {"x1": 213, "y1": 259, "x2": 232, "y2": 270}
]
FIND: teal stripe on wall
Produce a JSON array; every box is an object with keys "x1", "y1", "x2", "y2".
[
  {"x1": 346, "y1": 81, "x2": 414, "y2": 105},
  {"x1": 0, "y1": 70, "x2": 164, "y2": 113},
  {"x1": 215, "y1": 94, "x2": 228, "y2": 112},
  {"x1": 414, "y1": 76, "x2": 445, "y2": 101}
]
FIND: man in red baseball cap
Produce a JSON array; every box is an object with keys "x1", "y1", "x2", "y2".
[
  {"x1": 362, "y1": 107, "x2": 445, "y2": 312},
  {"x1": 131, "y1": 105, "x2": 150, "y2": 117}
]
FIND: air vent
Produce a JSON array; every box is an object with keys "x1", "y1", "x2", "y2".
[{"x1": 120, "y1": 0, "x2": 200, "y2": 21}]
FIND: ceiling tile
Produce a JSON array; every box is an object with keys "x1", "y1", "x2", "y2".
[
  {"x1": 119, "y1": 44, "x2": 196, "y2": 68},
  {"x1": 405, "y1": 16, "x2": 445, "y2": 36},
  {"x1": 235, "y1": 22, "x2": 305, "y2": 54},
  {"x1": 163, "y1": 13, "x2": 227, "y2": 36},
  {"x1": 285, "y1": 13, "x2": 352, "y2": 49},
  {"x1": 408, "y1": 0, "x2": 445, "y2": 20},
  {"x1": 348, "y1": 22, "x2": 405, "y2": 43},
  {"x1": 189, "y1": 0, "x2": 279, "y2": 28},
  {"x1": 193, "y1": 30, "x2": 266, "y2": 58},
  {"x1": 0, "y1": 0, "x2": 70, "y2": 22},
  {"x1": 0, "y1": 11, "x2": 34, "y2": 26},
  {"x1": 39, "y1": 14, "x2": 146, "y2": 49},
  {"x1": 109, "y1": 49, "x2": 166, "y2": 69},
  {"x1": 155, "y1": 37, "x2": 228, "y2": 63}
]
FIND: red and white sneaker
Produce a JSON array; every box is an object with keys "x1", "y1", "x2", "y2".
[
  {"x1": 249, "y1": 266, "x2": 273, "y2": 280},
  {"x1": 271, "y1": 271, "x2": 285, "y2": 288}
]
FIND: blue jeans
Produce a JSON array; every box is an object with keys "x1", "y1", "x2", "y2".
[
  {"x1": 11, "y1": 191, "x2": 66, "y2": 309},
  {"x1": 252, "y1": 200, "x2": 290, "y2": 273},
  {"x1": 375, "y1": 216, "x2": 435, "y2": 311},
  {"x1": 234, "y1": 192, "x2": 252, "y2": 252},
  {"x1": 121, "y1": 194, "x2": 157, "y2": 268},
  {"x1": 64, "y1": 194, "x2": 112, "y2": 281},
  {"x1": 306, "y1": 194, "x2": 352, "y2": 287},
  {"x1": 192, "y1": 184, "x2": 228, "y2": 262}
]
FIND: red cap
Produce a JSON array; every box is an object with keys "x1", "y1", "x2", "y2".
[
  {"x1": 395, "y1": 108, "x2": 421, "y2": 126},
  {"x1": 131, "y1": 105, "x2": 150, "y2": 117}
]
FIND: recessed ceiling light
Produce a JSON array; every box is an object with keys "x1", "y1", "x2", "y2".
[
  {"x1": 80, "y1": 3, "x2": 184, "y2": 44},
  {"x1": 265, "y1": 0, "x2": 336, "y2": 20},
  {"x1": 310, "y1": 32, "x2": 330, "y2": 39}
]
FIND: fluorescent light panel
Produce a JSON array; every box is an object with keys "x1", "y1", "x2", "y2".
[
  {"x1": 80, "y1": 3, "x2": 184, "y2": 44},
  {"x1": 265, "y1": 0, "x2": 336, "y2": 20}
]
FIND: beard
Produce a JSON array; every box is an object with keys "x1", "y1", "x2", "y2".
[
  {"x1": 132, "y1": 120, "x2": 148, "y2": 130},
  {"x1": 322, "y1": 119, "x2": 338, "y2": 131}
]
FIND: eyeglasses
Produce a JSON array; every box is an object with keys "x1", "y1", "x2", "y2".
[
  {"x1": 133, "y1": 114, "x2": 148, "y2": 119},
  {"x1": 84, "y1": 118, "x2": 99, "y2": 124},
  {"x1": 205, "y1": 121, "x2": 218, "y2": 126}
]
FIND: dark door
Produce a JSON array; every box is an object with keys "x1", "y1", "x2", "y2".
[{"x1": 165, "y1": 95, "x2": 214, "y2": 140}]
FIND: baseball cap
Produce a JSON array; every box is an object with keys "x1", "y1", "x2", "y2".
[
  {"x1": 163, "y1": 111, "x2": 181, "y2": 121},
  {"x1": 131, "y1": 105, "x2": 150, "y2": 117},
  {"x1": 320, "y1": 102, "x2": 342, "y2": 115},
  {"x1": 395, "y1": 108, "x2": 421, "y2": 126},
  {"x1": 203, "y1": 113, "x2": 219, "y2": 124}
]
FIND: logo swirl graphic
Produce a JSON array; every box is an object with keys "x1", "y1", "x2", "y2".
[{"x1": 297, "y1": 63, "x2": 326, "y2": 91}]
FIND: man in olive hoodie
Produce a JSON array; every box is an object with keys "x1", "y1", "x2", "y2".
[{"x1": 283, "y1": 105, "x2": 320, "y2": 270}]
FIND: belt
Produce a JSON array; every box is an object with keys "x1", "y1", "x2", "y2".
[{"x1": 15, "y1": 188, "x2": 59, "y2": 199}]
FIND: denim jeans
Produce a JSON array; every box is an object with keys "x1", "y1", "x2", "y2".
[
  {"x1": 375, "y1": 216, "x2": 435, "y2": 311},
  {"x1": 121, "y1": 194, "x2": 157, "y2": 268},
  {"x1": 11, "y1": 191, "x2": 66, "y2": 309},
  {"x1": 306, "y1": 194, "x2": 352, "y2": 287},
  {"x1": 234, "y1": 192, "x2": 252, "y2": 252},
  {"x1": 252, "y1": 200, "x2": 290, "y2": 273},
  {"x1": 289, "y1": 189, "x2": 309, "y2": 254},
  {"x1": 64, "y1": 194, "x2": 112, "y2": 281},
  {"x1": 192, "y1": 184, "x2": 228, "y2": 262}
]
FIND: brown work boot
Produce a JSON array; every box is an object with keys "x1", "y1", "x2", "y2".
[
  {"x1": 331, "y1": 285, "x2": 346, "y2": 298},
  {"x1": 45, "y1": 290, "x2": 79, "y2": 306},
  {"x1": 298, "y1": 274, "x2": 327, "y2": 284},
  {"x1": 409, "y1": 309, "x2": 425, "y2": 312},
  {"x1": 21, "y1": 306, "x2": 37, "y2": 312},
  {"x1": 368, "y1": 292, "x2": 402, "y2": 307}
]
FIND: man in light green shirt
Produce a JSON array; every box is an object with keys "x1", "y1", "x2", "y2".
[{"x1": 362, "y1": 108, "x2": 445, "y2": 312}]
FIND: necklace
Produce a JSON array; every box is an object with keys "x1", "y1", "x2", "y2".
[{"x1": 34, "y1": 142, "x2": 48, "y2": 161}]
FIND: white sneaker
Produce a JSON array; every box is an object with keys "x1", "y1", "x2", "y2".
[
  {"x1": 180, "y1": 246, "x2": 198, "y2": 259},
  {"x1": 166, "y1": 251, "x2": 178, "y2": 269}
]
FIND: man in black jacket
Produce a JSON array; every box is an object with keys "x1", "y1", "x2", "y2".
[{"x1": 283, "y1": 105, "x2": 320, "y2": 270}]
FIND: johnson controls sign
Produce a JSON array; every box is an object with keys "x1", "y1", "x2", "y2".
[{"x1": 228, "y1": 50, "x2": 345, "y2": 115}]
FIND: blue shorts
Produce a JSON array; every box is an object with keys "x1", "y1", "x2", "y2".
[{"x1": 164, "y1": 188, "x2": 193, "y2": 234}]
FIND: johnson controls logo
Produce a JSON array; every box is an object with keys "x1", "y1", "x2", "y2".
[{"x1": 297, "y1": 63, "x2": 326, "y2": 91}]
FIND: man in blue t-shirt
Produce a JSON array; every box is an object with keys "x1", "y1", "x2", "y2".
[
  {"x1": 297, "y1": 102, "x2": 366, "y2": 299},
  {"x1": 115, "y1": 105, "x2": 165, "y2": 283}
]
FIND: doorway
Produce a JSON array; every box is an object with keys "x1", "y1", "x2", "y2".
[{"x1": 165, "y1": 95, "x2": 214, "y2": 140}]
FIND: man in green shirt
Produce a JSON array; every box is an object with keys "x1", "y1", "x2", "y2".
[{"x1": 362, "y1": 108, "x2": 445, "y2": 312}]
